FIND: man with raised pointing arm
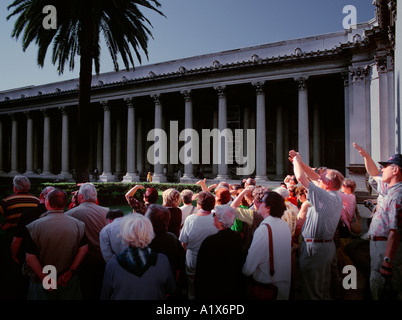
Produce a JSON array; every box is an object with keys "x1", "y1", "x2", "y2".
[
  {"x1": 289, "y1": 150, "x2": 344, "y2": 300},
  {"x1": 353, "y1": 143, "x2": 402, "y2": 299}
]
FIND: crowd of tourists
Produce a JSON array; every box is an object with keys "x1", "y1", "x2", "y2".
[{"x1": 0, "y1": 145, "x2": 401, "y2": 300}]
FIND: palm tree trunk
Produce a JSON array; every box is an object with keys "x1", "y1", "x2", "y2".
[{"x1": 75, "y1": 8, "x2": 94, "y2": 183}]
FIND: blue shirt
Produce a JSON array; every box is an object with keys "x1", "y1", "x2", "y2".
[{"x1": 302, "y1": 182, "x2": 343, "y2": 240}]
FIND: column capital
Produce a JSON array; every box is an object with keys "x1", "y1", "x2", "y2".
[
  {"x1": 252, "y1": 81, "x2": 265, "y2": 94},
  {"x1": 151, "y1": 93, "x2": 161, "y2": 105},
  {"x1": 58, "y1": 106, "x2": 69, "y2": 115},
  {"x1": 348, "y1": 65, "x2": 370, "y2": 82},
  {"x1": 124, "y1": 97, "x2": 134, "y2": 108},
  {"x1": 375, "y1": 54, "x2": 388, "y2": 73},
  {"x1": 24, "y1": 111, "x2": 33, "y2": 119},
  {"x1": 294, "y1": 77, "x2": 309, "y2": 90},
  {"x1": 180, "y1": 89, "x2": 192, "y2": 102},
  {"x1": 214, "y1": 85, "x2": 226, "y2": 98},
  {"x1": 101, "y1": 101, "x2": 110, "y2": 111},
  {"x1": 40, "y1": 108, "x2": 50, "y2": 117}
]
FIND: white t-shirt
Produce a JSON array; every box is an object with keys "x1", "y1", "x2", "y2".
[
  {"x1": 179, "y1": 213, "x2": 218, "y2": 269},
  {"x1": 242, "y1": 215, "x2": 292, "y2": 300},
  {"x1": 179, "y1": 204, "x2": 196, "y2": 226}
]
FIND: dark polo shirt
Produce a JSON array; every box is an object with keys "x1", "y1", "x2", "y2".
[{"x1": 26, "y1": 210, "x2": 86, "y2": 277}]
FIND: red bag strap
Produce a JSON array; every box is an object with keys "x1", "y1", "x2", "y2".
[{"x1": 265, "y1": 223, "x2": 275, "y2": 279}]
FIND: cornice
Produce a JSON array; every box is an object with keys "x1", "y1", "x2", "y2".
[{"x1": 0, "y1": 33, "x2": 375, "y2": 108}]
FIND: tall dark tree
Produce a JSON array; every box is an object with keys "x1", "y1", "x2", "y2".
[{"x1": 7, "y1": 0, "x2": 164, "y2": 182}]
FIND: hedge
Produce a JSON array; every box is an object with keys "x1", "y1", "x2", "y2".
[{"x1": 24, "y1": 182, "x2": 203, "y2": 206}]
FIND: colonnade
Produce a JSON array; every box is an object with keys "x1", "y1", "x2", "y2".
[{"x1": 0, "y1": 75, "x2": 318, "y2": 184}]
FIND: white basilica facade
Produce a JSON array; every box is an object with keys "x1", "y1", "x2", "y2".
[{"x1": 0, "y1": 1, "x2": 400, "y2": 194}]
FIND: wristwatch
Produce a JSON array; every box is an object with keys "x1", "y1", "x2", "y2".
[{"x1": 384, "y1": 256, "x2": 392, "y2": 263}]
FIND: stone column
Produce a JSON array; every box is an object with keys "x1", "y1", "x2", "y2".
[
  {"x1": 123, "y1": 98, "x2": 140, "y2": 182},
  {"x1": 295, "y1": 77, "x2": 310, "y2": 164},
  {"x1": 275, "y1": 105, "x2": 284, "y2": 177},
  {"x1": 343, "y1": 71, "x2": 351, "y2": 169},
  {"x1": 181, "y1": 89, "x2": 195, "y2": 181},
  {"x1": 387, "y1": 59, "x2": 395, "y2": 154},
  {"x1": 0, "y1": 120, "x2": 3, "y2": 174},
  {"x1": 115, "y1": 120, "x2": 122, "y2": 178},
  {"x1": 214, "y1": 86, "x2": 229, "y2": 181},
  {"x1": 253, "y1": 82, "x2": 268, "y2": 183},
  {"x1": 370, "y1": 55, "x2": 391, "y2": 162},
  {"x1": 394, "y1": 0, "x2": 402, "y2": 153},
  {"x1": 348, "y1": 65, "x2": 371, "y2": 193},
  {"x1": 25, "y1": 112, "x2": 34, "y2": 175},
  {"x1": 99, "y1": 101, "x2": 116, "y2": 182},
  {"x1": 9, "y1": 113, "x2": 18, "y2": 175},
  {"x1": 96, "y1": 121, "x2": 103, "y2": 174},
  {"x1": 58, "y1": 107, "x2": 72, "y2": 180},
  {"x1": 242, "y1": 107, "x2": 250, "y2": 178},
  {"x1": 41, "y1": 109, "x2": 51, "y2": 175},
  {"x1": 151, "y1": 94, "x2": 167, "y2": 183},
  {"x1": 136, "y1": 117, "x2": 143, "y2": 175},
  {"x1": 312, "y1": 103, "x2": 321, "y2": 168},
  {"x1": 212, "y1": 110, "x2": 218, "y2": 176}
]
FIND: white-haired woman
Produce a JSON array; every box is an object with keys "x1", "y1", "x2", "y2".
[{"x1": 101, "y1": 214, "x2": 176, "y2": 300}]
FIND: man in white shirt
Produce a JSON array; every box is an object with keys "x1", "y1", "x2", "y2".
[
  {"x1": 179, "y1": 189, "x2": 196, "y2": 228},
  {"x1": 243, "y1": 190, "x2": 291, "y2": 300}
]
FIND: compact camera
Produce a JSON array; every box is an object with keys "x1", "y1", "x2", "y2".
[{"x1": 364, "y1": 200, "x2": 375, "y2": 212}]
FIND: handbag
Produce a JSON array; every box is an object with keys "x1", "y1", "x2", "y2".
[{"x1": 248, "y1": 223, "x2": 278, "y2": 300}]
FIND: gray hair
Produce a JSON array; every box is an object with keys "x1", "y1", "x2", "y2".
[
  {"x1": 214, "y1": 205, "x2": 236, "y2": 228},
  {"x1": 119, "y1": 214, "x2": 155, "y2": 248},
  {"x1": 13, "y1": 175, "x2": 31, "y2": 192},
  {"x1": 274, "y1": 186, "x2": 289, "y2": 200},
  {"x1": 78, "y1": 183, "x2": 97, "y2": 202}
]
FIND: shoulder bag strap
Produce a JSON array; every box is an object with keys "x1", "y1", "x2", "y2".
[{"x1": 265, "y1": 223, "x2": 275, "y2": 279}]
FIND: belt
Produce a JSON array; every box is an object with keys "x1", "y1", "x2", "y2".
[
  {"x1": 369, "y1": 236, "x2": 388, "y2": 241},
  {"x1": 305, "y1": 238, "x2": 333, "y2": 243}
]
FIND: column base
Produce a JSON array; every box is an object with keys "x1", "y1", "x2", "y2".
[
  {"x1": 122, "y1": 173, "x2": 140, "y2": 183},
  {"x1": 152, "y1": 173, "x2": 167, "y2": 183},
  {"x1": 180, "y1": 177, "x2": 198, "y2": 184},
  {"x1": 255, "y1": 176, "x2": 269, "y2": 184},
  {"x1": 41, "y1": 170, "x2": 52, "y2": 175},
  {"x1": 58, "y1": 172, "x2": 73, "y2": 181},
  {"x1": 8, "y1": 171, "x2": 19, "y2": 177},
  {"x1": 182, "y1": 173, "x2": 195, "y2": 179},
  {"x1": 99, "y1": 173, "x2": 117, "y2": 182},
  {"x1": 215, "y1": 174, "x2": 230, "y2": 181}
]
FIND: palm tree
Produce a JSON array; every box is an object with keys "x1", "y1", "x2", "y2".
[{"x1": 7, "y1": 0, "x2": 165, "y2": 182}]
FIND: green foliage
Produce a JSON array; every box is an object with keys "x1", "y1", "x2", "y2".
[
  {"x1": 6, "y1": 0, "x2": 165, "y2": 74},
  {"x1": 37, "y1": 182, "x2": 202, "y2": 206}
]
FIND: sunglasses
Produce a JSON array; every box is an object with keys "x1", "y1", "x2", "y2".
[{"x1": 379, "y1": 164, "x2": 394, "y2": 170}]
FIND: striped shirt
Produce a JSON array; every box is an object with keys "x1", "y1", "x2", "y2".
[
  {"x1": 0, "y1": 193, "x2": 39, "y2": 230},
  {"x1": 302, "y1": 182, "x2": 343, "y2": 240}
]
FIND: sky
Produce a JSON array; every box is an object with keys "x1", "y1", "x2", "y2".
[{"x1": 0, "y1": 0, "x2": 375, "y2": 92}]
